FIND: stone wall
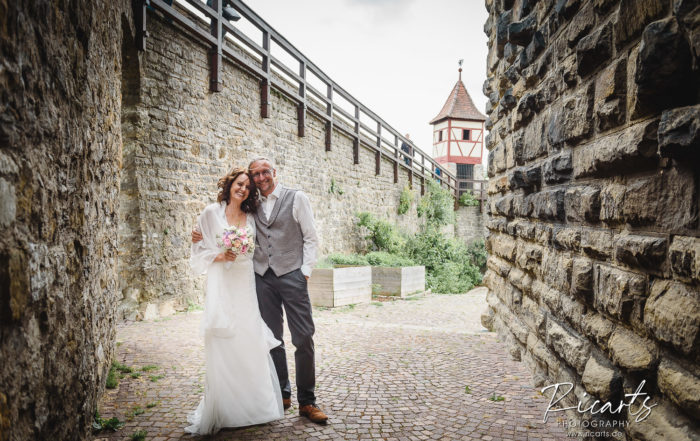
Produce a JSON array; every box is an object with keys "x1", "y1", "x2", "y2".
[
  {"x1": 482, "y1": 0, "x2": 699, "y2": 439},
  {"x1": 117, "y1": 14, "x2": 430, "y2": 319},
  {"x1": 455, "y1": 206, "x2": 487, "y2": 245},
  {"x1": 0, "y1": 1, "x2": 128, "y2": 440}
]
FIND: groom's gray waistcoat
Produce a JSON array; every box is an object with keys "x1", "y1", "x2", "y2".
[{"x1": 253, "y1": 186, "x2": 303, "y2": 277}]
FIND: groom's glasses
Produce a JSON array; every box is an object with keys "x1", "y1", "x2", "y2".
[{"x1": 250, "y1": 168, "x2": 274, "y2": 179}]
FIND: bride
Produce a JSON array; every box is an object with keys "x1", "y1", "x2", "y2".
[{"x1": 186, "y1": 167, "x2": 284, "y2": 435}]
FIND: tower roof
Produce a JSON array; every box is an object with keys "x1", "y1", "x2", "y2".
[{"x1": 430, "y1": 76, "x2": 486, "y2": 124}]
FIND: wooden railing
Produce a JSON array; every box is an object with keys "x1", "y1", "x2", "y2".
[{"x1": 138, "y1": 0, "x2": 465, "y2": 199}]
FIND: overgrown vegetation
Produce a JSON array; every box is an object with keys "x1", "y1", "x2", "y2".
[
  {"x1": 397, "y1": 185, "x2": 413, "y2": 215},
  {"x1": 416, "y1": 179, "x2": 455, "y2": 227},
  {"x1": 459, "y1": 190, "x2": 480, "y2": 207},
  {"x1": 351, "y1": 180, "x2": 484, "y2": 293},
  {"x1": 316, "y1": 180, "x2": 485, "y2": 293},
  {"x1": 93, "y1": 410, "x2": 124, "y2": 432}
]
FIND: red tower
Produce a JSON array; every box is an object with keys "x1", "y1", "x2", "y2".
[{"x1": 430, "y1": 67, "x2": 486, "y2": 196}]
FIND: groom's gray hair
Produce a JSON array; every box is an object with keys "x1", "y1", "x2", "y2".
[{"x1": 248, "y1": 156, "x2": 276, "y2": 171}]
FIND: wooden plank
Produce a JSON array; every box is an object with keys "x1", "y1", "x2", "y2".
[
  {"x1": 326, "y1": 84, "x2": 333, "y2": 151},
  {"x1": 136, "y1": 0, "x2": 147, "y2": 51},
  {"x1": 261, "y1": 30, "x2": 271, "y2": 118},
  {"x1": 298, "y1": 61, "x2": 306, "y2": 137}
]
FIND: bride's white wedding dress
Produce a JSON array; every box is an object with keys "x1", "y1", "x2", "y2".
[{"x1": 186, "y1": 202, "x2": 284, "y2": 435}]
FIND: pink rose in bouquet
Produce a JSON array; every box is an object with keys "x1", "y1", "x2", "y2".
[{"x1": 217, "y1": 226, "x2": 255, "y2": 256}]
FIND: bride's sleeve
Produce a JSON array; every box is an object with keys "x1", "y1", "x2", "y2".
[{"x1": 190, "y1": 207, "x2": 220, "y2": 275}]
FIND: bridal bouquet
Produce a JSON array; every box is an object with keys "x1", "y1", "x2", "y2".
[{"x1": 217, "y1": 226, "x2": 255, "y2": 256}]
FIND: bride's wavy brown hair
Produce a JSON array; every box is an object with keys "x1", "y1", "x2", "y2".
[{"x1": 217, "y1": 166, "x2": 258, "y2": 213}]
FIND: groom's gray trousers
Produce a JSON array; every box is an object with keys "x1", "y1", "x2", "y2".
[{"x1": 255, "y1": 267, "x2": 316, "y2": 406}]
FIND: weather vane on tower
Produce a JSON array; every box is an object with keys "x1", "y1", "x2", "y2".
[{"x1": 458, "y1": 59, "x2": 464, "y2": 80}]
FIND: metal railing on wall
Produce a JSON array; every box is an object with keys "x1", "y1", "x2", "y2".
[{"x1": 137, "y1": 0, "x2": 483, "y2": 200}]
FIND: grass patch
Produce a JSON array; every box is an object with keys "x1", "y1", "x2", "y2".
[
  {"x1": 149, "y1": 374, "x2": 165, "y2": 382},
  {"x1": 130, "y1": 372, "x2": 141, "y2": 379},
  {"x1": 130, "y1": 430, "x2": 147, "y2": 441},
  {"x1": 140, "y1": 365, "x2": 159, "y2": 372},
  {"x1": 105, "y1": 365, "x2": 119, "y2": 389},
  {"x1": 186, "y1": 300, "x2": 203, "y2": 312},
  {"x1": 489, "y1": 393, "x2": 505, "y2": 402},
  {"x1": 146, "y1": 401, "x2": 160, "y2": 408},
  {"x1": 113, "y1": 361, "x2": 133, "y2": 374},
  {"x1": 464, "y1": 385, "x2": 471, "y2": 394},
  {"x1": 92, "y1": 411, "x2": 124, "y2": 432},
  {"x1": 371, "y1": 302, "x2": 383, "y2": 307}
]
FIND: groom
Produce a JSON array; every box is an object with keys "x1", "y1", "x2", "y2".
[{"x1": 193, "y1": 157, "x2": 327, "y2": 424}]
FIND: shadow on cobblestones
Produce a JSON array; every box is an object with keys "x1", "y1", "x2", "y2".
[{"x1": 94, "y1": 288, "x2": 568, "y2": 440}]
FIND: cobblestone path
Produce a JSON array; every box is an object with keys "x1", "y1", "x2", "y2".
[{"x1": 94, "y1": 288, "x2": 568, "y2": 441}]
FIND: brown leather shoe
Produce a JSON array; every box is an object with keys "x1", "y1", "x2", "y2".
[
  {"x1": 283, "y1": 398, "x2": 292, "y2": 410},
  {"x1": 299, "y1": 404, "x2": 328, "y2": 424}
]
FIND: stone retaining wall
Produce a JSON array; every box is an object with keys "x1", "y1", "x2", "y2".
[
  {"x1": 482, "y1": 0, "x2": 699, "y2": 439},
  {"x1": 455, "y1": 205, "x2": 487, "y2": 245},
  {"x1": 117, "y1": 14, "x2": 432, "y2": 319},
  {"x1": 0, "y1": 2, "x2": 128, "y2": 439}
]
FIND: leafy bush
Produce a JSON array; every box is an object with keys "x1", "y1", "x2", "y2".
[
  {"x1": 356, "y1": 212, "x2": 406, "y2": 254},
  {"x1": 467, "y1": 239, "x2": 487, "y2": 272},
  {"x1": 397, "y1": 185, "x2": 413, "y2": 215},
  {"x1": 365, "y1": 251, "x2": 415, "y2": 267},
  {"x1": 316, "y1": 253, "x2": 369, "y2": 268},
  {"x1": 417, "y1": 180, "x2": 455, "y2": 227},
  {"x1": 459, "y1": 190, "x2": 480, "y2": 207}
]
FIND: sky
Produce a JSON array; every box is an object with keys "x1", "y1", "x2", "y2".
[{"x1": 236, "y1": 0, "x2": 490, "y2": 157}]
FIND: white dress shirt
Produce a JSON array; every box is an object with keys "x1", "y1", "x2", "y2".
[{"x1": 260, "y1": 183, "x2": 318, "y2": 277}]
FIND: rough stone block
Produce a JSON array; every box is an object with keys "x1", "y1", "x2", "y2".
[
  {"x1": 542, "y1": 151, "x2": 572, "y2": 184},
  {"x1": 509, "y1": 267, "x2": 534, "y2": 295},
  {"x1": 594, "y1": 264, "x2": 647, "y2": 320},
  {"x1": 599, "y1": 182, "x2": 626, "y2": 224},
  {"x1": 497, "y1": 10, "x2": 514, "y2": 55},
  {"x1": 494, "y1": 194, "x2": 515, "y2": 217},
  {"x1": 516, "y1": 242, "x2": 543, "y2": 274},
  {"x1": 560, "y1": 293, "x2": 588, "y2": 332},
  {"x1": 581, "y1": 229, "x2": 614, "y2": 259},
  {"x1": 531, "y1": 189, "x2": 565, "y2": 221},
  {"x1": 582, "y1": 312, "x2": 615, "y2": 351},
  {"x1": 594, "y1": 58, "x2": 627, "y2": 132},
  {"x1": 567, "y1": 2, "x2": 595, "y2": 48},
  {"x1": 572, "y1": 119, "x2": 658, "y2": 178},
  {"x1": 644, "y1": 279, "x2": 700, "y2": 356},
  {"x1": 547, "y1": 84, "x2": 592, "y2": 148},
  {"x1": 658, "y1": 358, "x2": 700, "y2": 420},
  {"x1": 582, "y1": 354, "x2": 622, "y2": 401},
  {"x1": 516, "y1": 116, "x2": 547, "y2": 162},
  {"x1": 614, "y1": 233, "x2": 667, "y2": 271},
  {"x1": 518, "y1": 31, "x2": 546, "y2": 71},
  {"x1": 609, "y1": 327, "x2": 658, "y2": 371},
  {"x1": 669, "y1": 235, "x2": 700, "y2": 282},
  {"x1": 614, "y1": 0, "x2": 668, "y2": 50},
  {"x1": 635, "y1": 17, "x2": 695, "y2": 113},
  {"x1": 675, "y1": 0, "x2": 700, "y2": 71},
  {"x1": 521, "y1": 296, "x2": 547, "y2": 337},
  {"x1": 553, "y1": 227, "x2": 581, "y2": 252},
  {"x1": 571, "y1": 257, "x2": 594, "y2": 298},
  {"x1": 658, "y1": 104, "x2": 700, "y2": 160},
  {"x1": 622, "y1": 167, "x2": 697, "y2": 230},
  {"x1": 0, "y1": 179, "x2": 16, "y2": 228},
  {"x1": 546, "y1": 319, "x2": 591, "y2": 374},
  {"x1": 515, "y1": 92, "x2": 543, "y2": 127},
  {"x1": 508, "y1": 164, "x2": 541, "y2": 190},
  {"x1": 490, "y1": 234, "x2": 517, "y2": 261},
  {"x1": 576, "y1": 22, "x2": 613, "y2": 77},
  {"x1": 508, "y1": 14, "x2": 537, "y2": 46},
  {"x1": 543, "y1": 249, "x2": 572, "y2": 293},
  {"x1": 627, "y1": 399, "x2": 700, "y2": 441},
  {"x1": 565, "y1": 186, "x2": 601, "y2": 223}
]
